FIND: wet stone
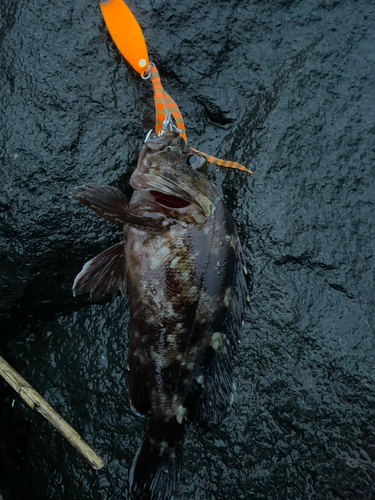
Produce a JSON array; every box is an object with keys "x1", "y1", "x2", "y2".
[{"x1": 1, "y1": 0, "x2": 375, "y2": 500}]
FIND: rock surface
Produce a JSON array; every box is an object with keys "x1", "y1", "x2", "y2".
[{"x1": 1, "y1": 0, "x2": 374, "y2": 499}]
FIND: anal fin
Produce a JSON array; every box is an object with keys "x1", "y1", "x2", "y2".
[
  {"x1": 73, "y1": 241, "x2": 127, "y2": 299},
  {"x1": 128, "y1": 347, "x2": 152, "y2": 416}
]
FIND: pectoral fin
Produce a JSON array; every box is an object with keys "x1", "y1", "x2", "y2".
[
  {"x1": 72, "y1": 184, "x2": 173, "y2": 232},
  {"x1": 71, "y1": 185, "x2": 131, "y2": 225},
  {"x1": 73, "y1": 241, "x2": 127, "y2": 299}
]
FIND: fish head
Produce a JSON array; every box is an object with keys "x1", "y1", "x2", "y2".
[{"x1": 130, "y1": 132, "x2": 214, "y2": 216}]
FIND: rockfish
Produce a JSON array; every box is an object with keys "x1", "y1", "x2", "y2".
[{"x1": 72, "y1": 131, "x2": 248, "y2": 500}]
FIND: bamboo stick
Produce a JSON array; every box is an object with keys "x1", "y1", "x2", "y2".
[{"x1": 0, "y1": 355, "x2": 105, "y2": 470}]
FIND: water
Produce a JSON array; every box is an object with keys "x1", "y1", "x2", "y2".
[{"x1": 1, "y1": 0, "x2": 375, "y2": 499}]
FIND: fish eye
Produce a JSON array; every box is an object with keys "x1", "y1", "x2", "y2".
[
  {"x1": 186, "y1": 154, "x2": 199, "y2": 166},
  {"x1": 186, "y1": 154, "x2": 208, "y2": 174}
]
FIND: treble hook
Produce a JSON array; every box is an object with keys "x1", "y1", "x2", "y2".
[{"x1": 159, "y1": 104, "x2": 181, "y2": 136}]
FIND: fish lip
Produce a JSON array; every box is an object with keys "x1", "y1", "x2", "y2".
[
  {"x1": 135, "y1": 132, "x2": 168, "y2": 173},
  {"x1": 132, "y1": 134, "x2": 172, "y2": 192},
  {"x1": 131, "y1": 142, "x2": 159, "y2": 191},
  {"x1": 136, "y1": 143, "x2": 149, "y2": 172}
]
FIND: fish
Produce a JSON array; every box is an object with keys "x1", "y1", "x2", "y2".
[{"x1": 71, "y1": 131, "x2": 249, "y2": 500}]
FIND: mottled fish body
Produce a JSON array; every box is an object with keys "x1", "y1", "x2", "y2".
[{"x1": 72, "y1": 132, "x2": 248, "y2": 499}]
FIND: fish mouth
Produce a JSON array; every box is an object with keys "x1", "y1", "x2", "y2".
[
  {"x1": 148, "y1": 190, "x2": 191, "y2": 209},
  {"x1": 135, "y1": 131, "x2": 177, "y2": 173},
  {"x1": 130, "y1": 132, "x2": 197, "y2": 211},
  {"x1": 130, "y1": 131, "x2": 213, "y2": 215}
]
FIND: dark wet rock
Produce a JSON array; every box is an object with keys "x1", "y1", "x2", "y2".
[{"x1": 1, "y1": 0, "x2": 375, "y2": 499}]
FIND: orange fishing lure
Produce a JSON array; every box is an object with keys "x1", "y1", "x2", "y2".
[{"x1": 99, "y1": 0, "x2": 252, "y2": 174}]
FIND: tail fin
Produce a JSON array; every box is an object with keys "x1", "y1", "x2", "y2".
[{"x1": 129, "y1": 417, "x2": 184, "y2": 500}]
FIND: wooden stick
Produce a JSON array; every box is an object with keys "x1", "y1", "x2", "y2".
[{"x1": 0, "y1": 355, "x2": 105, "y2": 470}]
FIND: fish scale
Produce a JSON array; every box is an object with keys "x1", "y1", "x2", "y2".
[{"x1": 71, "y1": 131, "x2": 248, "y2": 499}]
